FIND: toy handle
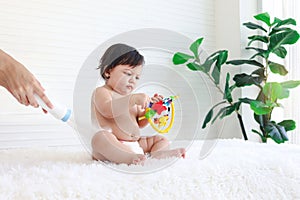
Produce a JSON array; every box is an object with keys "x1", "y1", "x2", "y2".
[{"x1": 138, "y1": 107, "x2": 151, "y2": 121}]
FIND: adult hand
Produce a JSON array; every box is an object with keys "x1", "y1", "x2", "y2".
[{"x1": 0, "y1": 49, "x2": 53, "y2": 109}]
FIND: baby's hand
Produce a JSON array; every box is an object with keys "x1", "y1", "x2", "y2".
[
  {"x1": 151, "y1": 93, "x2": 164, "y2": 104},
  {"x1": 130, "y1": 93, "x2": 150, "y2": 109}
]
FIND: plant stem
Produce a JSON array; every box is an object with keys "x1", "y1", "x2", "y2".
[{"x1": 237, "y1": 112, "x2": 248, "y2": 140}]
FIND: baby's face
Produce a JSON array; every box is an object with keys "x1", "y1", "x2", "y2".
[{"x1": 107, "y1": 64, "x2": 143, "y2": 95}]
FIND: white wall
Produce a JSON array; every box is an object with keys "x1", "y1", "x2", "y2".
[
  {"x1": 214, "y1": 0, "x2": 243, "y2": 139},
  {"x1": 212, "y1": 0, "x2": 262, "y2": 141},
  {"x1": 0, "y1": 0, "x2": 217, "y2": 148}
]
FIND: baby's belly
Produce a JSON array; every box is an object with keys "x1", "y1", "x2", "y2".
[
  {"x1": 98, "y1": 115, "x2": 140, "y2": 141},
  {"x1": 94, "y1": 104, "x2": 141, "y2": 141},
  {"x1": 111, "y1": 115, "x2": 140, "y2": 141},
  {"x1": 111, "y1": 126, "x2": 140, "y2": 141}
]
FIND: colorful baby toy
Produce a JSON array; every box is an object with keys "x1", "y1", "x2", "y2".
[{"x1": 139, "y1": 95, "x2": 178, "y2": 134}]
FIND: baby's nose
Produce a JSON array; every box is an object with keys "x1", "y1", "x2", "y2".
[{"x1": 129, "y1": 77, "x2": 136, "y2": 83}]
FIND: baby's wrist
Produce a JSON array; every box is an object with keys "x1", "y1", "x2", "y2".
[{"x1": 129, "y1": 94, "x2": 136, "y2": 106}]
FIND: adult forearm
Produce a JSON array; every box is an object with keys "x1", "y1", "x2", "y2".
[{"x1": 0, "y1": 49, "x2": 10, "y2": 87}]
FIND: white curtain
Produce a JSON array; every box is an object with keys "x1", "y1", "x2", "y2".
[{"x1": 262, "y1": 0, "x2": 300, "y2": 144}]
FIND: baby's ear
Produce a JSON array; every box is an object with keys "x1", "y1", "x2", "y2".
[{"x1": 104, "y1": 72, "x2": 110, "y2": 79}]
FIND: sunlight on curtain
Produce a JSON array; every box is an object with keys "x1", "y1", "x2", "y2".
[{"x1": 262, "y1": 0, "x2": 300, "y2": 144}]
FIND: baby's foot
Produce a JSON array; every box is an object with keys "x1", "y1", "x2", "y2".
[
  {"x1": 131, "y1": 154, "x2": 147, "y2": 165},
  {"x1": 150, "y1": 148, "x2": 186, "y2": 159}
]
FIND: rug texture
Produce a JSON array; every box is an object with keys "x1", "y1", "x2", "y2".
[{"x1": 0, "y1": 139, "x2": 300, "y2": 200}]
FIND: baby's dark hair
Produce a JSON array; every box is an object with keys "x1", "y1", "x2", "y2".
[{"x1": 97, "y1": 43, "x2": 144, "y2": 80}]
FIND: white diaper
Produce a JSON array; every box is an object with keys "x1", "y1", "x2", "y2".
[{"x1": 121, "y1": 141, "x2": 144, "y2": 154}]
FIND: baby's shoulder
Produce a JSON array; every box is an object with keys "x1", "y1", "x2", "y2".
[
  {"x1": 93, "y1": 86, "x2": 111, "y2": 98},
  {"x1": 94, "y1": 86, "x2": 107, "y2": 92}
]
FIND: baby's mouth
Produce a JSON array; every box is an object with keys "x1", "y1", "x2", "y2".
[{"x1": 127, "y1": 85, "x2": 133, "y2": 90}]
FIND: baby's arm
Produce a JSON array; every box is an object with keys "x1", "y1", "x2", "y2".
[
  {"x1": 93, "y1": 87, "x2": 130, "y2": 118},
  {"x1": 93, "y1": 87, "x2": 150, "y2": 118}
]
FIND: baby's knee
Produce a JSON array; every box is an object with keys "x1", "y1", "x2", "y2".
[
  {"x1": 91, "y1": 131, "x2": 111, "y2": 147},
  {"x1": 155, "y1": 135, "x2": 169, "y2": 144}
]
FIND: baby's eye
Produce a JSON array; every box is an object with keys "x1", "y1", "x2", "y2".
[
  {"x1": 136, "y1": 76, "x2": 140, "y2": 80},
  {"x1": 124, "y1": 72, "x2": 132, "y2": 76}
]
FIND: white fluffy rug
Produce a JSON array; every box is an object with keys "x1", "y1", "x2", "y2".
[{"x1": 0, "y1": 139, "x2": 300, "y2": 200}]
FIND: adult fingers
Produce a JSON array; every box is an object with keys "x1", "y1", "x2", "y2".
[
  {"x1": 33, "y1": 81, "x2": 53, "y2": 109},
  {"x1": 19, "y1": 92, "x2": 30, "y2": 106},
  {"x1": 26, "y1": 92, "x2": 38, "y2": 107}
]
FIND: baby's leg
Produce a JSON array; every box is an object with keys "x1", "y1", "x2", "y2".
[
  {"x1": 139, "y1": 135, "x2": 169, "y2": 152},
  {"x1": 150, "y1": 148, "x2": 186, "y2": 159},
  {"x1": 92, "y1": 131, "x2": 146, "y2": 165},
  {"x1": 139, "y1": 135, "x2": 185, "y2": 159}
]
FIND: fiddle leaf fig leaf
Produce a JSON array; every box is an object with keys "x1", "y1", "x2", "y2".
[
  {"x1": 211, "y1": 66, "x2": 220, "y2": 85},
  {"x1": 254, "y1": 12, "x2": 271, "y2": 26},
  {"x1": 220, "y1": 105, "x2": 236, "y2": 118},
  {"x1": 186, "y1": 62, "x2": 201, "y2": 71},
  {"x1": 281, "y1": 80, "x2": 300, "y2": 89},
  {"x1": 274, "y1": 17, "x2": 297, "y2": 27},
  {"x1": 266, "y1": 122, "x2": 288, "y2": 143},
  {"x1": 233, "y1": 73, "x2": 263, "y2": 87},
  {"x1": 269, "y1": 30, "x2": 300, "y2": 51},
  {"x1": 268, "y1": 61, "x2": 288, "y2": 75},
  {"x1": 263, "y1": 82, "x2": 283, "y2": 101},
  {"x1": 216, "y1": 50, "x2": 228, "y2": 66},
  {"x1": 250, "y1": 100, "x2": 273, "y2": 115},
  {"x1": 202, "y1": 109, "x2": 213, "y2": 129},
  {"x1": 202, "y1": 101, "x2": 227, "y2": 128},
  {"x1": 243, "y1": 22, "x2": 267, "y2": 32},
  {"x1": 277, "y1": 80, "x2": 300, "y2": 99},
  {"x1": 248, "y1": 35, "x2": 269, "y2": 46},
  {"x1": 251, "y1": 68, "x2": 265, "y2": 77},
  {"x1": 211, "y1": 50, "x2": 228, "y2": 85},
  {"x1": 273, "y1": 17, "x2": 281, "y2": 25},
  {"x1": 224, "y1": 73, "x2": 233, "y2": 103},
  {"x1": 246, "y1": 47, "x2": 269, "y2": 58},
  {"x1": 269, "y1": 27, "x2": 292, "y2": 36},
  {"x1": 172, "y1": 52, "x2": 194, "y2": 65},
  {"x1": 278, "y1": 120, "x2": 296, "y2": 131},
  {"x1": 189, "y1": 38, "x2": 204, "y2": 59},
  {"x1": 272, "y1": 46, "x2": 287, "y2": 58},
  {"x1": 212, "y1": 105, "x2": 236, "y2": 124},
  {"x1": 226, "y1": 59, "x2": 264, "y2": 68}
]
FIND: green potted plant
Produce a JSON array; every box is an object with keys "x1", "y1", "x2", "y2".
[
  {"x1": 173, "y1": 12, "x2": 300, "y2": 143},
  {"x1": 172, "y1": 38, "x2": 249, "y2": 140}
]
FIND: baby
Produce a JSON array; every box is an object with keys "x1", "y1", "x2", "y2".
[{"x1": 91, "y1": 43, "x2": 185, "y2": 165}]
